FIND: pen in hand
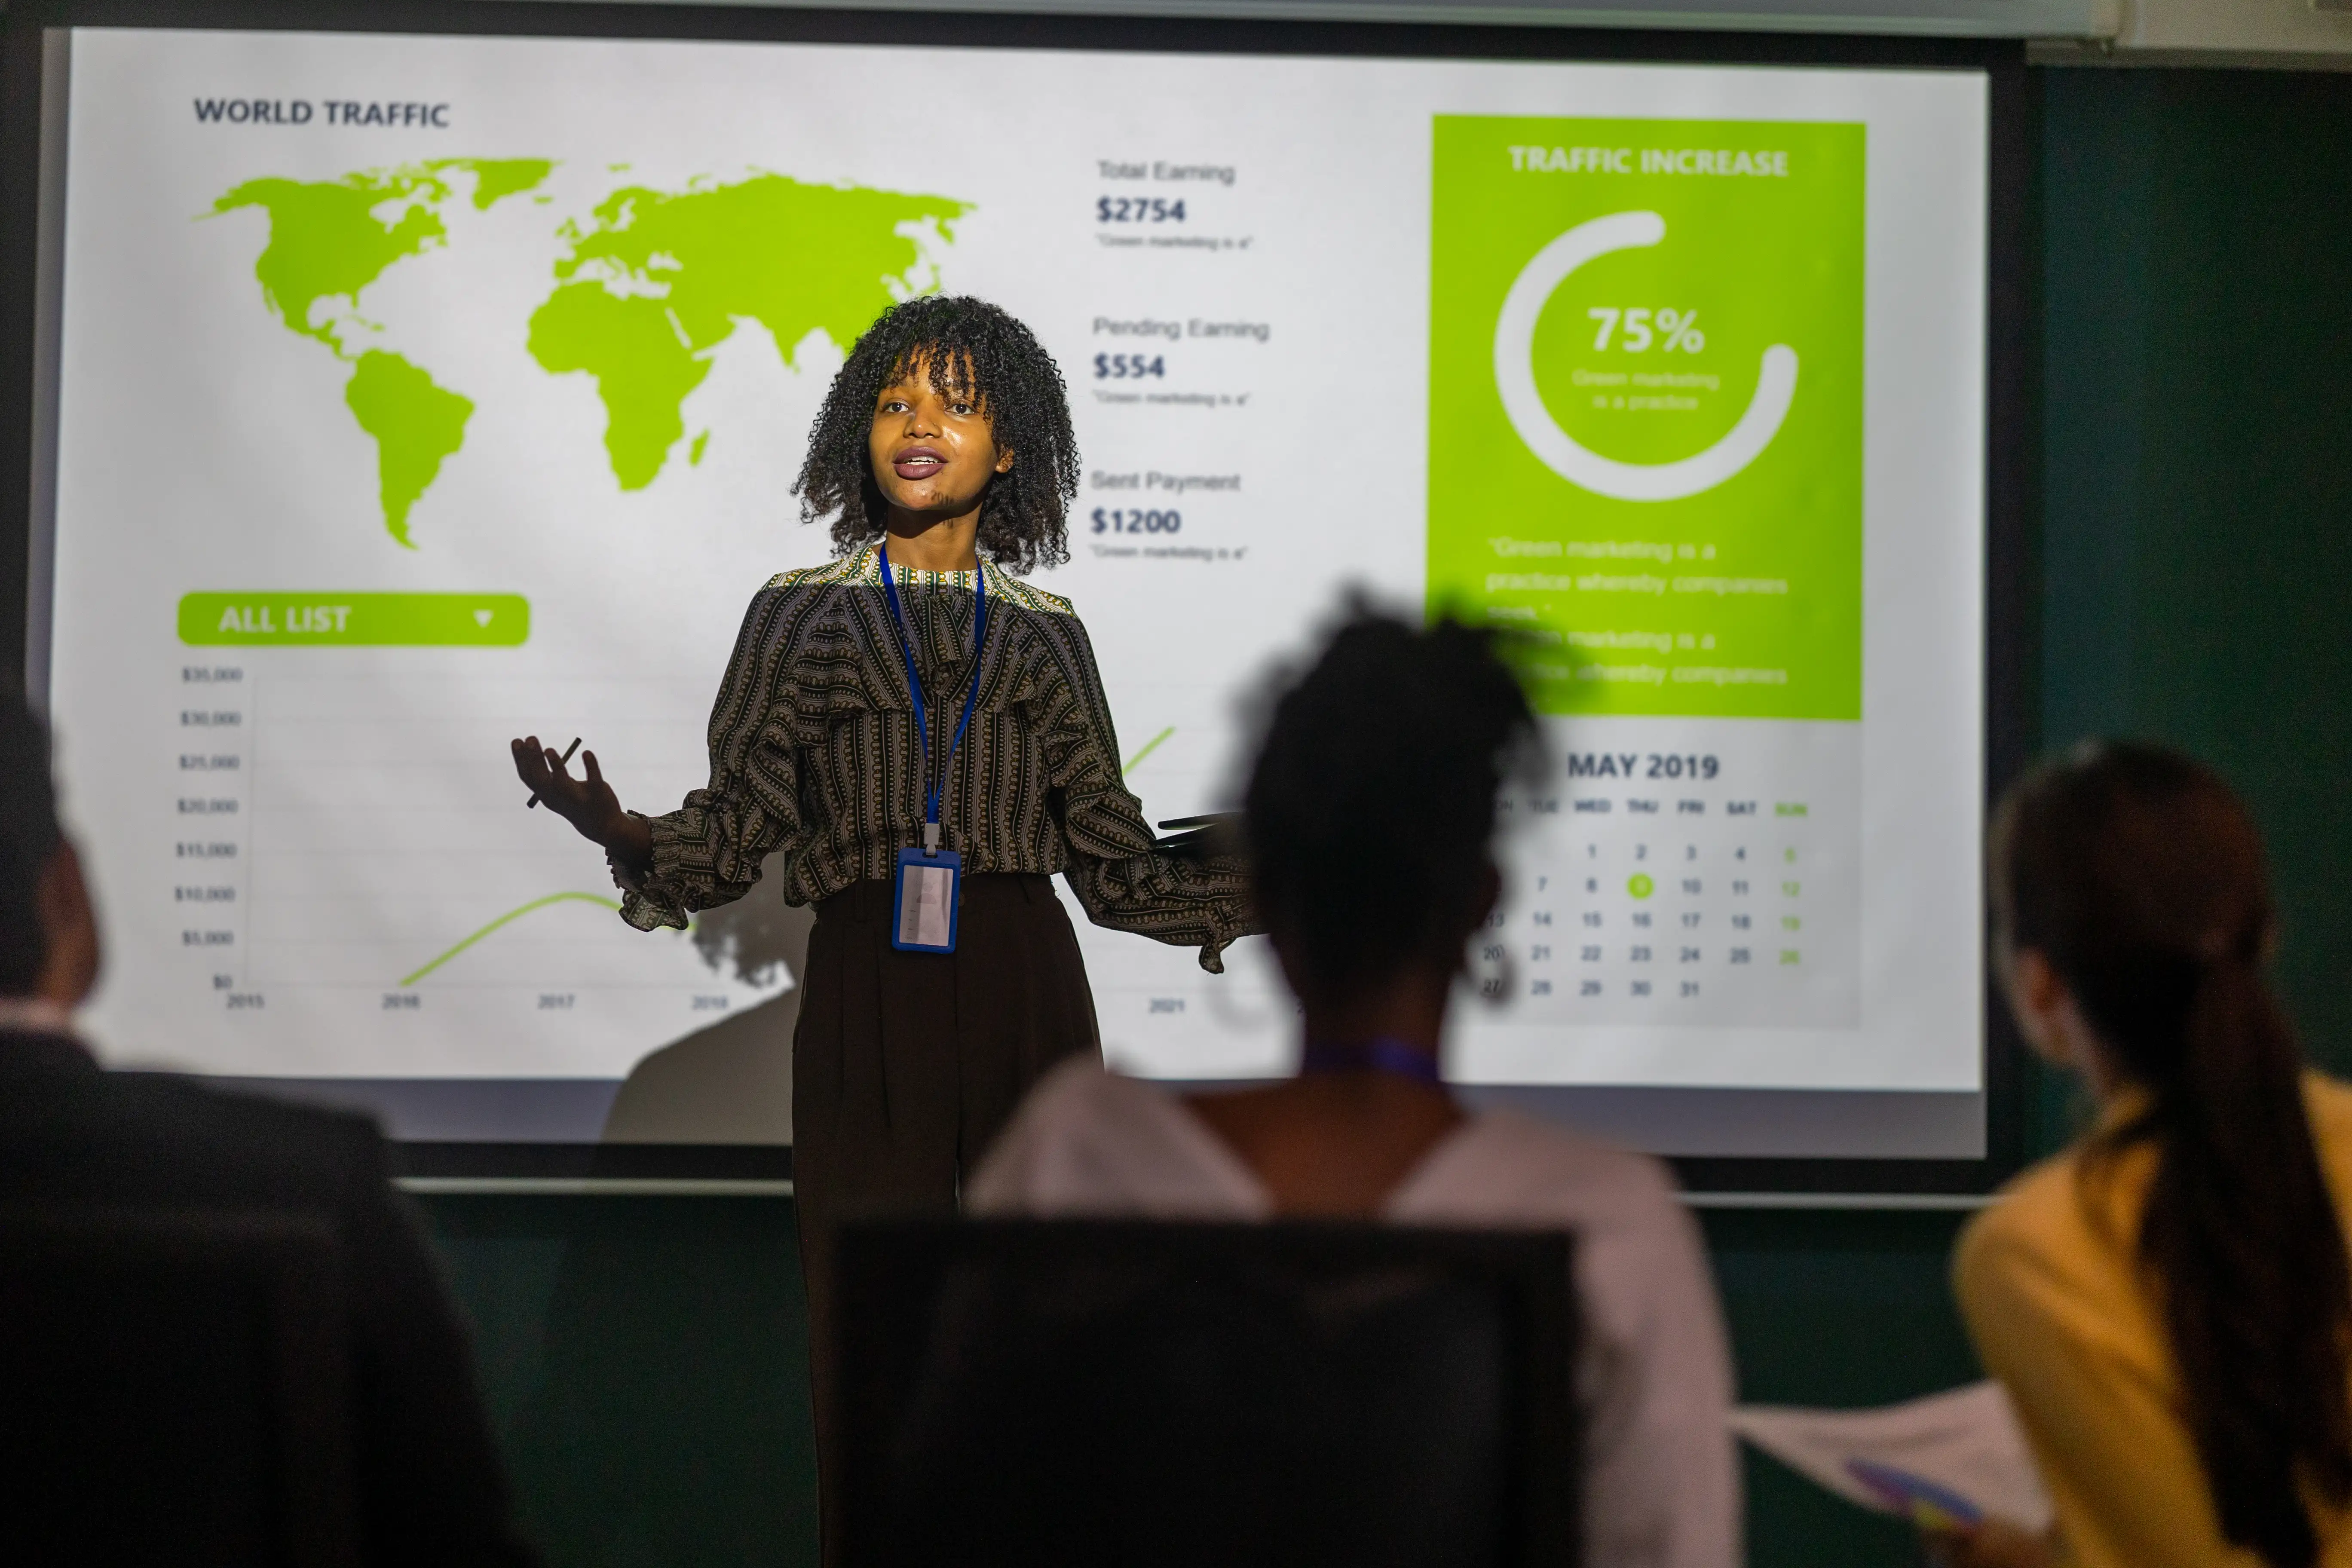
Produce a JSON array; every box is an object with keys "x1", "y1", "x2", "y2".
[{"x1": 527, "y1": 737, "x2": 582, "y2": 809}]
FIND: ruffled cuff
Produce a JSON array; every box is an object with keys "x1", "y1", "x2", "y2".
[
  {"x1": 616, "y1": 812, "x2": 692, "y2": 932},
  {"x1": 1196, "y1": 883, "x2": 1265, "y2": 974}
]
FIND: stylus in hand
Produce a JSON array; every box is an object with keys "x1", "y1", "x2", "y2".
[{"x1": 526, "y1": 737, "x2": 581, "y2": 809}]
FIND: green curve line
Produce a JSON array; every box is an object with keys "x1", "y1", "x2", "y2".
[
  {"x1": 1122, "y1": 726, "x2": 1176, "y2": 776},
  {"x1": 400, "y1": 891, "x2": 624, "y2": 986}
]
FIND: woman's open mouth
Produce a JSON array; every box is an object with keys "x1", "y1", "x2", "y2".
[{"x1": 893, "y1": 446, "x2": 946, "y2": 481}]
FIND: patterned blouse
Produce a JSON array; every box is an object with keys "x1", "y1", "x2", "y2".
[{"x1": 622, "y1": 543, "x2": 1257, "y2": 971}]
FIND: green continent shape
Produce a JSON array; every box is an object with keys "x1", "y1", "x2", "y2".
[
  {"x1": 528, "y1": 284, "x2": 717, "y2": 491},
  {"x1": 213, "y1": 170, "x2": 453, "y2": 343},
  {"x1": 344, "y1": 350, "x2": 473, "y2": 548},
  {"x1": 453, "y1": 158, "x2": 555, "y2": 209},
  {"x1": 527, "y1": 172, "x2": 968, "y2": 491},
  {"x1": 213, "y1": 160, "x2": 554, "y2": 340},
  {"x1": 213, "y1": 159, "x2": 552, "y2": 542}
]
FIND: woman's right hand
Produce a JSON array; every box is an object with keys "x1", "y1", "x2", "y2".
[{"x1": 510, "y1": 736, "x2": 652, "y2": 874}]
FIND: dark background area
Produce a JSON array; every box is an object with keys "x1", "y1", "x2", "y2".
[{"x1": 398, "y1": 63, "x2": 2352, "y2": 1567}]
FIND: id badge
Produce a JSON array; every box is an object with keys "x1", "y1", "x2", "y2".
[{"x1": 891, "y1": 847, "x2": 962, "y2": 953}]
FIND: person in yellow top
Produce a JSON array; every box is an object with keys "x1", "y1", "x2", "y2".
[{"x1": 1942, "y1": 741, "x2": 2352, "y2": 1568}]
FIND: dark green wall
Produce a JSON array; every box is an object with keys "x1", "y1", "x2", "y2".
[
  {"x1": 415, "y1": 1193, "x2": 1989, "y2": 1568},
  {"x1": 413, "y1": 64, "x2": 2352, "y2": 1568},
  {"x1": 426, "y1": 1195, "x2": 818, "y2": 1568},
  {"x1": 2039, "y1": 68, "x2": 2352, "y2": 1076}
]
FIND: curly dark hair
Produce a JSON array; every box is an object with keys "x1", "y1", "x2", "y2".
[
  {"x1": 1243, "y1": 604, "x2": 1541, "y2": 1001},
  {"x1": 794, "y1": 295, "x2": 1079, "y2": 575}
]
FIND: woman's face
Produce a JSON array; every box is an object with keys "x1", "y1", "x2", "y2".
[
  {"x1": 1997, "y1": 938, "x2": 2119, "y2": 1092},
  {"x1": 867, "y1": 355, "x2": 1013, "y2": 521}
]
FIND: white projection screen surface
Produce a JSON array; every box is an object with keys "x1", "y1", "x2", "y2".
[{"x1": 29, "y1": 20, "x2": 2015, "y2": 1180}]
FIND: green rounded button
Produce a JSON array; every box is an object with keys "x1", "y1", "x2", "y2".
[
  {"x1": 1627, "y1": 873, "x2": 1654, "y2": 899},
  {"x1": 179, "y1": 591, "x2": 529, "y2": 646}
]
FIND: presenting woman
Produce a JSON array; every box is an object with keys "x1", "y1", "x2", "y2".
[{"x1": 508, "y1": 295, "x2": 1254, "y2": 1528}]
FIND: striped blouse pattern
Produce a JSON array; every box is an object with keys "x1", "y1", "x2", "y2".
[{"x1": 624, "y1": 543, "x2": 1257, "y2": 971}]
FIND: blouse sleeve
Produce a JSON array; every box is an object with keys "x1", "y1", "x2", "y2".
[
  {"x1": 1032, "y1": 612, "x2": 1259, "y2": 972},
  {"x1": 620, "y1": 582, "x2": 812, "y2": 932}
]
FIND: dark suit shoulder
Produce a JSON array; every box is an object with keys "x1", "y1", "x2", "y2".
[
  {"x1": 0, "y1": 1039, "x2": 539, "y2": 1565},
  {"x1": 0, "y1": 1063, "x2": 388, "y2": 1213}
]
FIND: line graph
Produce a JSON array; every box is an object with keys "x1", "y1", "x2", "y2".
[
  {"x1": 390, "y1": 722, "x2": 1181, "y2": 988},
  {"x1": 1122, "y1": 725, "x2": 1176, "y2": 775},
  {"x1": 399, "y1": 891, "x2": 623, "y2": 986}
]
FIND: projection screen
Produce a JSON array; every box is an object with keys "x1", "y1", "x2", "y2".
[{"x1": 18, "y1": 15, "x2": 2024, "y2": 1186}]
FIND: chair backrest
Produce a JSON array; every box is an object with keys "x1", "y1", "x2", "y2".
[
  {"x1": 0, "y1": 1209, "x2": 359, "y2": 1568},
  {"x1": 838, "y1": 1218, "x2": 1580, "y2": 1568}
]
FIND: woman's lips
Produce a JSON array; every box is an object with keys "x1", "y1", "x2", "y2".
[{"x1": 893, "y1": 446, "x2": 946, "y2": 480}]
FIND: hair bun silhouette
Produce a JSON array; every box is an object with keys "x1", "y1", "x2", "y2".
[{"x1": 1243, "y1": 602, "x2": 1538, "y2": 1001}]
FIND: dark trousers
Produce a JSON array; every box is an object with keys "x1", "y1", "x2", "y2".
[{"x1": 792, "y1": 872, "x2": 1102, "y2": 1562}]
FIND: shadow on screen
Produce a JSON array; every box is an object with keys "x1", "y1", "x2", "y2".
[
  {"x1": 838, "y1": 1219, "x2": 1580, "y2": 1568},
  {"x1": 599, "y1": 885, "x2": 813, "y2": 1146}
]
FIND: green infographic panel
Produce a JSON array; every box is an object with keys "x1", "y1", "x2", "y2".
[{"x1": 1428, "y1": 117, "x2": 1866, "y2": 720}]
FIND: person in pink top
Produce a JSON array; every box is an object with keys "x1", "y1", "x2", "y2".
[{"x1": 971, "y1": 606, "x2": 1741, "y2": 1568}]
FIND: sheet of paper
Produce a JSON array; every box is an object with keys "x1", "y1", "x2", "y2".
[{"x1": 1730, "y1": 1380, "x2": 2053, "y2": 1532}]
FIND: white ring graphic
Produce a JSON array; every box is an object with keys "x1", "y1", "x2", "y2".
[{"x1": 1494, "y1": 209, "x2": 1798, "y2": 504}]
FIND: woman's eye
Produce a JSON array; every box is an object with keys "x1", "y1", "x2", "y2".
[{"x1": 949, "y1": 402, "x2": 974, "y2": 416}]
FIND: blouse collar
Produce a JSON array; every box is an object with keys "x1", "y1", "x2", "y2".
[{"x1": 856, "y1": 540, "x2": 994, "y2": 591}]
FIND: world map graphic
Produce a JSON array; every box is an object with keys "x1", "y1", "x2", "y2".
[{"x1": 212, "y1": 159, "x2": 968, "y2": 545}]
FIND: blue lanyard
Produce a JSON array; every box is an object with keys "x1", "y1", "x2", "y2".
[
  {"x1": 879, "y1": 542, "x2": 988, "y2": 853},
  {"x1": 1299, "y1": 1037, "x2": 1445, "y2": 1085}
]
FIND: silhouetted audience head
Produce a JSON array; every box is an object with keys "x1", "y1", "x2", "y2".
[
  {"x1": 0, "y1": 691, "x2": 94, "y2": 1008},
  {"x1": 1243, "y1": 606, "x2": 1536, "y2": 1006},
  {"x1": 1993, "y1": 740, "x2": 2351, "y2": 1568},
  {"x1": 1, "y1": 691, "x2": 66, "y2": 996}
]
